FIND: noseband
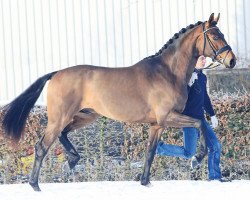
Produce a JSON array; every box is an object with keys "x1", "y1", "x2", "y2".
[{"x1": 202, "y1": 23, "x2": 232, "y2": 64}]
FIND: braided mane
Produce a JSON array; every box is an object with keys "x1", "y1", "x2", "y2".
[{"x1": 145, "y1": 21, "x2": 203, "y2": 59}]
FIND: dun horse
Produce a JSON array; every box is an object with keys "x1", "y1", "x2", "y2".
[{"x1": 3, "y1": 13, "x2": 236, "y2": 191}]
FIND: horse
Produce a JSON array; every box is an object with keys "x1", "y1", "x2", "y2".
[{"x1": 2, "y1": 13, "x2": 236, "y2": 191}]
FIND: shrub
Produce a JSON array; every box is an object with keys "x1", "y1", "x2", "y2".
[{"x1": 0, "y1": 94, "x2": 249, "y2": 184}]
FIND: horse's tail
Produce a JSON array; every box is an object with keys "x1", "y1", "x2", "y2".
[{"x1": 2, "y1": 71, "x2": 58, "y2": 142}]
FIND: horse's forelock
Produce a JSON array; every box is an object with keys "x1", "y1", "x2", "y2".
[{"x1": 211, "y1": 21, "x2": 218, "y2": 26}]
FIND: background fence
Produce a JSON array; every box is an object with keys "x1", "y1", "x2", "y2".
[
  {"x1": 0, "y1": 0, "x2": 249, "y2": 184},
  {"x1": 0, "y1": 0, "x2": 250, "y2": 104}
]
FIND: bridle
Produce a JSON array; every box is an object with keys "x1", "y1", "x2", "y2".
[{"x1": 202, "y1": 22, "x2": 232, "y2": 68}]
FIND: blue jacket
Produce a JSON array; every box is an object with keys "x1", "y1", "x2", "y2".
[{"x1": 182, "y1": 69, "x2": 215, "y2": 120}]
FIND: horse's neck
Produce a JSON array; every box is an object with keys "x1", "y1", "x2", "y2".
[
  {"x1": 176, "y1": 50, "x2": 197, "y2": 83},
  {"x1": 161, "y1": 27, "x2": 201, "y2": 84}
]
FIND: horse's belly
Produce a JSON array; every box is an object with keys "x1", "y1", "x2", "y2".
[
  {"x1": 85, "y1": 94, "x2": 154, "y2": 123},
  {"x1": 97, "y1": 103, "x2": 152, "y2": 123},
  {"x1": 82, "y1": 70, "x2": 155, "y2": 122}
]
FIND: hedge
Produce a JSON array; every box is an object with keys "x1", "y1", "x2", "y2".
[{"x1": 0, "y1": 93, "x2": 249, "y2": 184}]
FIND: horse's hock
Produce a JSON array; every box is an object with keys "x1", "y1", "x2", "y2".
[{"x1": 206, "y1": 68, "x2": 250, "y2": 94}]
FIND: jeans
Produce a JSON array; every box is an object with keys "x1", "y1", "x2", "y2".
[{"x1": 156, "y1": 119, "x2": 222, "y2": 180}]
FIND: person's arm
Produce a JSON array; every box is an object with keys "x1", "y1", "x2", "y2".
[
  {"x1": 204, "y1": 88, "x2": 215, "y2": 116},
  {"x1": 204, "y1": 79, "x2": 218, "y2": 128}
]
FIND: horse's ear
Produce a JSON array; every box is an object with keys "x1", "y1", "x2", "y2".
[
  {"x1": 208, "y1": 13, "x2": 215, "y2": 25},
  {"x1": 214, "y1": 13, "x2": 220, "y2": 23}
]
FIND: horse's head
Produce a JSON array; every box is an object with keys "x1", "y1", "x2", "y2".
[{"x1": 196, "y1": 13, "x2": 236, "y2": 68}]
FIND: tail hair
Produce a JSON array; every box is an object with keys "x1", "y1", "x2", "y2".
[{"x1": 2, "y1": 71, "x2": 57, "y2": 141}]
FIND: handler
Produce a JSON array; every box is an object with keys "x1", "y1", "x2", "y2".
[{"x1": 156, "y1": 55, "x2": 227, "y2": 182}]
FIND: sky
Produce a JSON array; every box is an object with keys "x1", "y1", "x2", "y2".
[{"x1": 0, "y1": 180, "x2": 249, "y2": 200}]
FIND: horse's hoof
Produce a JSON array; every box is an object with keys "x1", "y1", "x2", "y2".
[
  {"x1": 140, "y1": 176, "x2": 150, "y2": 186},
  {"x1": 29, "y1": 181, "x2": 41, "y2": 192},
  {"x1": 141, "y1": 180, "x2": 151, "y2": 187},
  {"x1": 68, "y1": 154, "x2": 80, "y2": 169}
]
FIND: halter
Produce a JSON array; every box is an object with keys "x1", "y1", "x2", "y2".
[{"x1": 202, "y1": 23, "x2": 232, "y2": 65}]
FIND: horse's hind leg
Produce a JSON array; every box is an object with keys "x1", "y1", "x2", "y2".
[
  {"x1": 59, "y1": 111, "x2": 99, "y2": 169},
  {"x1": 59, "y1": 130, "x2": 80, "y2": 170},
  {"x1": 29, "y1": 123, "x2": 64, "y2": 191},
  {"x1": 29, "y1": 135, "x2": 47, "y2": 191},
  {"x1": 29, "y1": 108, "x2": 79, "y2": 191}
]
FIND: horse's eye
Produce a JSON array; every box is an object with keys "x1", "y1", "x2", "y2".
[{"x1": 213, "y1": 36, "x2": 219, "y2": 40}]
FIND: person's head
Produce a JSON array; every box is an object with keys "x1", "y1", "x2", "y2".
[{"x1": 195, "y1": 55, "x2": 206, "y2": 69}]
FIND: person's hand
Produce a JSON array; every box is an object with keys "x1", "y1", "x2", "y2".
[
  {"x1": 188, "y1": 72, "x2": 198, "y2": 87},
  {"x1": 211, "y1": 115, "x2": 218, "y2": 128}
]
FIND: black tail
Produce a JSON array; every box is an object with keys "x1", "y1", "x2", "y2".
[{"x1": 2, "y1": 71, "x2": 58, "y2": 141}]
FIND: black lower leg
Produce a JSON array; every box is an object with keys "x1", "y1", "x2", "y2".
[
  {"x1": 29, "y1": 136, "x2": 48, "y2": 191},
  {"x1": 59, "y1": 131, "x2": 80, "y2": 169},
  {"x1": 141, "y1": 146, "x2": 157, "y2": 186},
  {"x1": 196, "y1": 124, "x2": 208, "y2": 163}
]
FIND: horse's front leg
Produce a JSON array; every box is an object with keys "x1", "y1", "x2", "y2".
[
  {"x1": 158, "y1": 111, "x2": 202, "y2": 130},
  {"x1": 157, "y1": 111, "x2": 207, "y2": 166},
  {"x1": 164, "y1": 112, "x2": 208, "y2": 164},
  {"x1": 141, "y1": 125, "x2": 164, "y2": 186}
]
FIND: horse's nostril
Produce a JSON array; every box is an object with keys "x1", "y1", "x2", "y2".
[{"x1": 230, "y1": 59, "x2": 236, "y2": 68}]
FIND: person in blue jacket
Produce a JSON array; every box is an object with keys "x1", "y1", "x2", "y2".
[{"x1": 156, "y1": 55, "x2": 226, "y2": 181}]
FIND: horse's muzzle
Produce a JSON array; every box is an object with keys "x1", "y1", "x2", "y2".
[
  {"x1": 226, "y1": 58, "x2": 236, "y2": 69},
  {"x1": 229, "y1": 58, "x2": 236, "y2": 68},
  {"x1": 225, "y1": 57, "x2": 236, "y2": 69}
]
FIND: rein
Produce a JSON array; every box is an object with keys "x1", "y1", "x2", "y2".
[{"x1": 202, "y1": 23, "x2": 232, "y2": 67}]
